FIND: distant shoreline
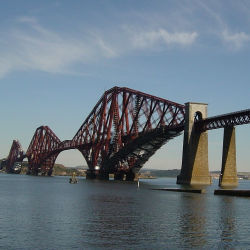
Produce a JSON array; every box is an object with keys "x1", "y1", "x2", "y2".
[{"x1": 1, "y1": 159, "x2": 250, "y2": 179}]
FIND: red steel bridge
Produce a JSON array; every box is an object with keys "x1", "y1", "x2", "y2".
[{"x1": 2, "y1": 86, "x2": 250, "y2": 181}]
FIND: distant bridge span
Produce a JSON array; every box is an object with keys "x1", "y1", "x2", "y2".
[{"x1": 3, "y1": 87, "x2": 250, "y2": 184}]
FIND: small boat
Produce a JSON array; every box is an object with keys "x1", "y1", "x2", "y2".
[{"x1": 69, "y1": 172, "x2": 78, "y2": 184}]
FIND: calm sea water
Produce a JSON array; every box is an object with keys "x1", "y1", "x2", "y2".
[{"x1": 0, "y1": 174, "x2": 250, "y2": 249}]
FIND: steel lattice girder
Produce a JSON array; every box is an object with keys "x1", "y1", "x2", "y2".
[
  {"x1": 8, "y1": 87, "x2": 185, "y2": 175},
  {"x1": 5, "y1": 140, "x2": 24, "y2": 172},
  {"x1": 195, "y1": 109, "x2": 250, "y2": 131},
  {"x1": 6, "y1": 87, "x2": 250, "y2": 176},
  {"x1": 72, "y1": 86, "x2": 185, "y2": 171},
  {"x1": 102, "y1": 125, "x2": 184, "y2": 173},
  {"x1": 26, "y1": 126, "x2": 61, "y2": 175}
]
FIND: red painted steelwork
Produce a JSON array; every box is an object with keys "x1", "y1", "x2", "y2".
[
  {"x1": 5, "y1": 86, "x2": 250, "y2": 177},
  {"x1": 26, "y1": 126, "x2": 61, "y2": 175},
  {"x1": 5, "y1": 140, "x2": 24, "y2": 173},
  {"x1": 72, "y1": 87, "x2": 185, "y2": 174},
  {"x1": 20, "y1": 87, "x2": 185, "y2": 175}
]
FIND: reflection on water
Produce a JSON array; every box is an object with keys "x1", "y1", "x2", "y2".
[
  {"x1": 0, "y1": 174, "x2": 250, "y2": 249},
  {"x1": 178, "y1": 193, "x2": 207, "y2": 248},
  {"x1": 218, "y1": 196, "x2": 237, "y2": 248},
  {"x1": 83, "y1": 194, "x2": 140, "y2": 248}
]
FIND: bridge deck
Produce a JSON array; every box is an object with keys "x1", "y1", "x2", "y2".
[{"x1": 195, "y1": 109, "x2": 250, "y2": 131}]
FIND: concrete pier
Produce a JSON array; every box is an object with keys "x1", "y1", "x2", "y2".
[
  {"x1": 177, "y1": 103, "x2": 211, "y2": 185},
  {"x1": 86, "y1": 170, "x2": 96, "y2": 179},
  {"x1": 114, "y1": 172, "x2": 125, "y2": 181},
  {"x1": 97, "y1": 171, "x2": 109, "y2": 180},
  {"x1": 86, "y1": 170, "x2": 109, "y2": 180},
  {"x1": 219, "y1": 127, "x2": 238, "y2": 187},
  {"x1": 125, "y1": 171, "x2": 135, "y2": 181}
]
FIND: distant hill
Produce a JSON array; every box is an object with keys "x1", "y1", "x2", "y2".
[
  {"x1": 73, "y1": 165, "x2": 88, "y2": 170},
  {"x1": 52, "y1": 164, "x2": 86, "y2": 176},
  {"x1": 140, "y1": 169, "x2": 180, "y2": 178}
]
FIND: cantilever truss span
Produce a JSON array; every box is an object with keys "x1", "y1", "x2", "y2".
[
  {"x1": 4, "y1": 140, "x2": 24, "y2": 173},
  {"x1": 5, "y1": 86, "x2": 185, "y2": 176},
  {"x1": 5, "y1": 87, "x2": 250, "y2": 177},
  {"x1": 72, "y1": 87, "x2": 185, "y2": 175}
]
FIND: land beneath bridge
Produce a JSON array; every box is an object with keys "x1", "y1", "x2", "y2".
[{"x1": 1, "y1": 159, "x2": 250, "y2": 179}]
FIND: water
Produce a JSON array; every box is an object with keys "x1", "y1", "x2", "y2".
[{"x1": 0, "y1": 174, "x2": 250, "y2": 249}]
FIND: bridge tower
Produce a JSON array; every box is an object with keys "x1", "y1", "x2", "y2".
[
  {"x1": 219, "y1": 127, "x2": 238, "y2": 187},
  {"x1": 177, "y1": 102, "x2": 211, "y2": 185}
]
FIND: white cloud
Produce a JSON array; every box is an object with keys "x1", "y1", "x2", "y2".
[
  {"x1": 0, "y1": 18, "x2": 117, "y2": 78},
  {"x1": 222, "y1": 30, "x2": 250, "y2": 49},
  {"x1": 95, "y1": 37, "x2": 118, "y2": 58},
  {"x1": 132, "y1": 29, "x2": 198, "y2": 49},
  {"x1": 1, "y1": 2, "x2": 250, "y2": 79},
  {"x1": 0, "y1": 59, "x2": 11, "y2": 77},
  {"x1": 17, "y1": 16, "x2": 37, "y2": 24},
  {"x1": 0, "y1": 17, "x2": 198, "y2": 78}
]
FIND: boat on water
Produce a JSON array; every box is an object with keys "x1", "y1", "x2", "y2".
[{"x1": 69, "y1": 172, "x2": 78, "y2": 184}]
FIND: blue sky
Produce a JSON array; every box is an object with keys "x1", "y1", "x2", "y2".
[{"x1": 0, "y1": 0, "x2": 249, "y2": 171}]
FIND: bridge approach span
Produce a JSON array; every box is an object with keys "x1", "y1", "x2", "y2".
[{"x1": 195, "y1": 109, "x2": 250, "y2": 131}]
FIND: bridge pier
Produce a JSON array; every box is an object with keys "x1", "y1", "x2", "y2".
[
  {"x1": 27, "y1": 167, "x2": 39, "y2": 176},
  {"x1": 86, "y1": 169, "x2": 109, "y2": 180},
  {"x1": 86, "y1": 170, "x2": 97, "y2": 179},
  {"x1": 97, "y1": 171, "x2": 109, "y2": 180},
  {"x1": 219, "y1": 127, "x2": 238, "y2": 187},
  {"x1": 177, "y1": 102, "x2": 211, "y2": 185},
  {"x1": 114, "y1": 172, "x2": 125, "y2": 181},
  {"x1": 125, "y1": 170, "x2": 135, "y2": 181}
]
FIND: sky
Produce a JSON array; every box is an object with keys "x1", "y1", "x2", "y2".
[{"x1": 0, "y1": 0, "x2": 249, "y2": 171}]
